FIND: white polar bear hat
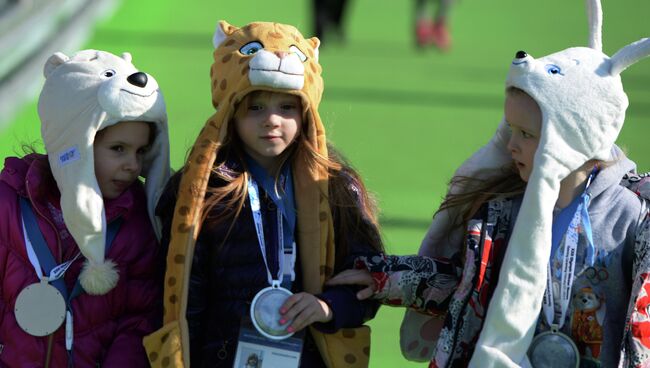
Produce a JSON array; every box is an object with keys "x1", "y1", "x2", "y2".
[
  {"x1": 418, "y1": 0, "x2": 650, "y2": 366},
  {"x1": 38, "y1": 49, "x2": 169, "y2": 295}
]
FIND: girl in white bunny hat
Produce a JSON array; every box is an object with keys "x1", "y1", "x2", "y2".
[
  {"x1": 0, "y1": 49, "x2": 169, "y2": 367},
  {"x1": 328, "y1": 0, "x2": 650, "y2": 366}
]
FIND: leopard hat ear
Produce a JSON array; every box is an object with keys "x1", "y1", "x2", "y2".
[
  {"x1": 213, "y1": 20, "x2": 239, "y2": 48},
  {"x1": 307, "y1": 37, "x2": 320, "y2": 62}
]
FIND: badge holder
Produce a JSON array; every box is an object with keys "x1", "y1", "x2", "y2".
[{"x1": 234, "y1": 314, "x2": 304, "y2": 368}]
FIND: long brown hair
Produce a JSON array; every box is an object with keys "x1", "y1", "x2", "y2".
[
  {"x1": 437, "y1": 164, "x2": 526, "y2": 234},
  {"x1": 200, "y1": 91, "x2": 383, "y2": 256}
]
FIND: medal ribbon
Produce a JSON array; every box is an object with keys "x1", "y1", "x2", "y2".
[
  {"x1": 247, "y1": 176, "x2": 296, "y2": 288},
  {"x1": 542, "y1": 167, "x2": 598, "y2": 330},
  {"x1": 19, "y1": 198, "x2": 121, "y2": 364}
]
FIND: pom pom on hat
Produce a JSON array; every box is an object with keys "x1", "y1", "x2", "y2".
[{"x1": 79, "y1": 259, "x2": 119, "y2": 295}]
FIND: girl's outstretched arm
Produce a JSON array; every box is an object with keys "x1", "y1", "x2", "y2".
[{"x1": 327, "y1": 254, "x2": 460, "y2": 315}]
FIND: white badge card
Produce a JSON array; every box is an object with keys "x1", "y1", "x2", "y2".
[{"x1": 233, "y1": 322, "x2": 303, "y2": 368}]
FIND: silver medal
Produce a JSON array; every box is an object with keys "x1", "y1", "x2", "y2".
[
  {"x1": 250, "y1": 285, "x2": 294, "y2": 340},
  {"x1": 14, "y1": 278, "x2": 67, "y2": 336},
  {"x1": 528, "y1": 329, "x2": 580, "y2": 368}
]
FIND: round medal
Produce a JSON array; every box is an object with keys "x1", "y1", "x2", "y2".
[
  {"x1": 250, "y1": 286, "x2": 294, "y2": 340},
  {"x1": 527, "y1": 330, "x2": 579, "y2": 368},
  {"x1": 14, "y1": 279, "x2": 66, "y2": 336}
]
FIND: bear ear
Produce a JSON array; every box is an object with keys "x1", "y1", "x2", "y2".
[
  {"x1": 121, "y1": 52, "x2": 132, "y2": 63},
  {"x1": 307, "y1": 37, "x2": 320, "y2": 62},
  {"x1": 43, "y1": 52, "x2": 70, "y2": 78},
  {"x1": 213, "y1": 20, "x2": 238, "y2": 48}
]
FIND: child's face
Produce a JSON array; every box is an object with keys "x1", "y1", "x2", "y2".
[
  {"x1": 235, "y1": 92, "x2": 302, "y2": 170},
  {"x1": 93, "y1": 121, "x2": 151, "y2": 199},
  {"x1": 505, "y1": 91, "x2": 542, "y2": 182}
]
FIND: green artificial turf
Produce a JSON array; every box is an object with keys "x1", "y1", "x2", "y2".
[{"x1": 1, "y1": 0, "x2": 649, "y2": 366}]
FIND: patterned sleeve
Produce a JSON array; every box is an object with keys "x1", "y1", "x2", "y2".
[
  {"x1": 620, "y1": 203, "x2": 650, "y2": 367},
  {"x1": 354, "y1": 254, "x2": 460, "y2": 315}
]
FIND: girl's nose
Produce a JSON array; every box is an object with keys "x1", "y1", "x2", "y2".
[
  {"x1": 123, "y1": 155, "x2": 142, "y2": 172},
  {"x1": 507, "y1": 135, "x2": 518, "y2": 153},
  {"x1": 264, "y1": 113, "x2": 282, "y2": 127}
]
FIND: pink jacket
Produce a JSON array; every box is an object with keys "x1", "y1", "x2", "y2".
[{"x1": 0, "y1": 154, "x2": 162, "y2": 367}]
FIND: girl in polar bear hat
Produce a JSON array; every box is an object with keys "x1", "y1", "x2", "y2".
[
  {"x1": 328, "y1": 0, "x2": 650, "y2": 366},
  {"x1": 0, "y1": 49, "x2": 169, "y2": 367}
]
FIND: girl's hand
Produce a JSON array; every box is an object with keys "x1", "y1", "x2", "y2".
[
  {"x1": 279, "y1": 293, "x2": 332, "y2": 333},
  {"x1": 325, "y1": 269, "x2": 375, "y2": 300}
]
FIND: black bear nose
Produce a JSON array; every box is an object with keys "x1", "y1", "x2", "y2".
[
  {"x1": 515, "y1": 50, "x2": 528, "y2": 59},
  {"x1": 127, "y1": 72, "x2": 148, "y2": 87}
]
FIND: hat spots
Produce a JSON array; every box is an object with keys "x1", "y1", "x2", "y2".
[
  {"x1": 224, "y1": 39, "x2": 236, "y2": 47},
  {"x1": 249, "y1": 23, "x2": 260, "y2": 29},
  {"x1": 320, "y1": 265, "x2": 333, "y2": 276},
  {"x1": 269, "y1": 31, "x2": 283, "y2": 39},
  {"x1": 220, "y1": 79, "x2": 227, "y2": 91},
  {"x1": 169, "y1": 294, "x2": 178, "y2": 304},
  {"x1": 200, "y1": 139, "x2": 212, "y2": 148},
  {"x1": 239, "y1": 57, "x2": 248, "y2": 64},
  {"x1": 420, "y1": 347, "x2": 430, "y2": 358},
  {"x1": 174, "y1": 254, "x2": 185, "y2": 264},
  {"x1": 319, "y1": 211, "x2": 327, "y2": 221},
  {"x1": 212, "y1": 79, "x2": 217, "y2": 89},
  {"x1": 167, "y1": 277, "x2": 177, "y2": 286},
  {"x1": 407, "y1": 340, "x2": 419, "y2": 351},
  {"x1": 161, "y1": 357, "x2": 170, "y2": 367},
  {"x1": 148, "y1": 352, "x2": 158, "y2": 362},
  {"x1": 241, "y1": 66, "x2": 248, "y2": 76},
  {"x1": 222, "y1": 54, "x2": 232, "y2": 63},
  {"x1": 209, "y1": 120, "x2": 219, "y2": 128},
  {"x1": 161, "y1": 332, "x2": 170, "y2": 343},
  {"x1": 229, "y1": 93, "x2": 236, "y2": 103},
  {"x1": 196, "y1": 154, "x2": 208, "y2": 164},
  {"x1": 363, "y1": 346, "x2": 370, "y2": 356},
  {"x1": 342, "y1": 329, "x2": 356, "y2": 338},
  {"x1": 310, "y1": 63, "x2": 318, "y2": 74},
  {"x1": 177, "y1": 223, "x2": 191, "y2": 233},
  {"x1": 307, "y1": 74, "x2": 314, "y2": 84},
  {"x1": 178, "y1": 205, "x2": 190, "y2": 215},
  {"x1": 293, "y1": 35, "x2": 301, "y2": 43},
  {"x1": 344, "y1": 354, "x2": 357, "y2": 364}
]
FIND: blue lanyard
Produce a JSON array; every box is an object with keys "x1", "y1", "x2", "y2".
[
  {"x1": 19, "y1": 197, "x2": 122, "y2": 365},
  {"x1": 550, "y1": 166, "x2": 599, "y2": 265}
]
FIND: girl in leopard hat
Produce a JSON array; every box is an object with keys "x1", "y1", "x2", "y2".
[{"x1": 146, "y1": 21, "x2": 383, "y2": 368}]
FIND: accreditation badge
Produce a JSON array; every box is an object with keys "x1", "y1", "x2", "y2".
[
  {"x1": 14, "y1": 278, "x2": 66, "y2": 336},
  {"x1": 527, "y1": 330, "x2": 580, "y2": 368},
  {"x1": 235, "y1": 317, "x2": 304, "y2": 368},
  {"x1": 250, "y1": 285, "x2": 294, "y2": 340}
]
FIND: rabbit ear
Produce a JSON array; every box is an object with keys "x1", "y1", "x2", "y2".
[
  {"x1": 586, "y1": 0, "x2": 602, "y2": 51},
  {"x1": 610, "y1": 38, "x2": 650, "y2": 75}
]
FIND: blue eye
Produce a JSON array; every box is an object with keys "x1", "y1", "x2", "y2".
[
  {"x1": 545, "y1": 64, "x2": 563, "y2": 76},
  {"x1": 240, "y1": 41, "x2": 264, "y2": 55}
]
